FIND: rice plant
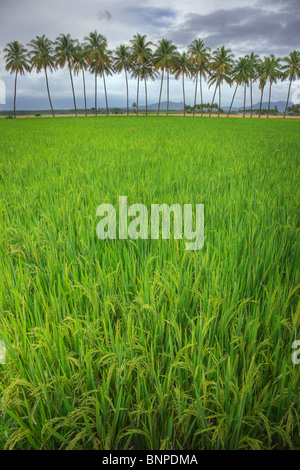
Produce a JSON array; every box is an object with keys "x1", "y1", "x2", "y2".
[{"x1": 0, "y1": 116, "x2": 299, "y2": 449}]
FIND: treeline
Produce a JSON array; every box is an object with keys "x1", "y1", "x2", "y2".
[
  {"x1": 2, "y1": 32, "x2": 300, "y2": 119},
  {"x1": 184, "y1": 103, "x2": 300, "y2": 115}
]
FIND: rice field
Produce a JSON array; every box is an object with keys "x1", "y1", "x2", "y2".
[{"x1": 0, "y1": 116, "x2": 299, "y2": 450}]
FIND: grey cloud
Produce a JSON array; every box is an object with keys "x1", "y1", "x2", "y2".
[
  {"x1": 126, "y1": 6, "x2": 177, "y2": 27},
  {"x1": 257, "y1": 0, "x2": 300, "y2": 12},
  {"x1": 166, "y1": 6, "x2": 300, "y2": 55},
  {"x1": 97, "y1": 9, "x2": 112, "y2": 22}
]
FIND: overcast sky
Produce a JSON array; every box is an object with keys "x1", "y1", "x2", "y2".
[{"x1": 0, "y1": 0, "x2": 299, "y2": 110}]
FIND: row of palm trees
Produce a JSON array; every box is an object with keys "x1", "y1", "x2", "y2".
[{"x1": 2, "y1": 32, "x2": 300, "y2": 119}]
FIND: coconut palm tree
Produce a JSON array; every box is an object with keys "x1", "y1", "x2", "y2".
[
  {"x1": 129, "y1": 34, "x2": 153, "y2": 116},
  {"x1": 90, "y1": 51, "x2": 112, "y2": 116},
  {"x1": 188, "y1": 38, "x2": 211, "y2": 116},
  {"x1": 281, "y1": 50, "x2": 300, "y2": 118},
  {"x1": 113, "y1": 44, "x2": 131, "y2": 116},
  {"x1": 27, "y1": 35, "x2": 56, "y2": 117},
  {"x1": 101, "y1": 60, "x2": 112, "y2": 117},
  {"x1": 174, "y1": 51, "x2": 192, "y2": 116},
  {"x1": 258, "y1": 74, "x2": 267, "y2": 118},
  {"x1": 3, "y1": 41, "x2": 30, "y2": 118},
  {"x1": 153, "y1": 39, "x2": 178, "y2": 116},
  {"x1": 138, "y1": 60, "x2": 157, "y2": 116},
  {"x1": 227, "y1": 57, "x2": 251, "y2": 117},
  {"x1": 73, "y1": 43, "x2": 88, "y2": 117},
  {"x1": 55, "y1": 34, "x2": 78, "y2": 116},
  {"x1": 208, "y1": 46, "x2": 234, "y2": 117},
  {"x1": 259, "y1": 55, "x2": 281, "y2": 119},
  {"x1": 84, "y1": 31, "x2": 108, "y2": 116},
  {"x1": 267, "y1": 55, "x2": 281, "y2": 118},
  {"x1": 245, "y1": 52, "x2": 260, "y2": 118}
]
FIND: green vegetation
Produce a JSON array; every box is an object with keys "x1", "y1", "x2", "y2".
[
  {"x1": 2, "y1": 34, "x2": 300, "y2": 119},
  {"x1": 0, "y1": 117, "x2": 299, "y2": 450}
]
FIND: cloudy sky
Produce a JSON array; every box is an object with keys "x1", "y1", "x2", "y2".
[{"x1": 0, "y1": 0, "x2": 299, "y2": 110}]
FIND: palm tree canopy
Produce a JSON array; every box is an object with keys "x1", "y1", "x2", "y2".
[
  {"x1": 258, "y1": 54, "x2": 282, "y2": 85},
  {"x1": 4, "y1": 41, "x2": 31, "y2": 75},
  {"x1": 84, "y1": 31, "x2": 108, "y2": 65},
  {"x1": 73, "y1": 43, "x2": 88, "y2": 75},
  {"x1": 55, "y1": 33, "x2": 77, "y2": 68},
  {"x1": 132, "y1": 60, "x2": 157, "y2": 82},
  {"x1": 245, "y1": 52, "x2": 261, "y2": 80},
  {"x1": 113, "y1": 44, "x2": 131, "y2": 74},
  {"x1": 174, "y1": 51, "x2": 193, "y2": 80},
  {"x1": 188, "y1": 38, "x2": 211, "y2": 75},
  {"x1": 129, "y1": 34, "x2": 153, "y2": 66},
  {"x1": 27, "y1": 35, "x2": 56, "y2": 73},
  {"x1": 153, "y1": 38, "x2": 178, "y2": 71},
  {"x1": 89, "y1": 49, "x2": 113, "y2": 76},
  {"x1": 281, "y1": 50, "x2": 300, "y2": 82},
  {"x1": 231, "y1": 57, "x2": 252, "y2": 86},
  {"x1": 258, "y1": 75, "x2": 267, "y2": 90},
  {"x1": 208, "y1": 45, "x2": 234, "y2": 88}
]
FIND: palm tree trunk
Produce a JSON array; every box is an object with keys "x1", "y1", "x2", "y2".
[
  {"x1": 209, "y1": 83, "x2": 218, "y2": 117},
  {"x1": 250, "y1": 80, "x2": 253, "y2": 118},
  {"x1": 157, "y1": 70, "x2": 164, "y2": 116},
  {"x1": 95, "y1": 71, "x2": 97, "y2": 116},
  {"x1": 243, "y1": 83, "x2": 246, "y2": 118},
  {"x1": 259, "y1": 86, "x2": 264, "y2": 118},
  {"x1": 283, "y1": 79, "x2": 292, "y2": 119},
  {"x1": 167, "y1": 69, "x2": 169, "y2": 117},
  {"x1": 227, "y1": 83, "x2": 238, "y2": 117},
  {"x1": 13, "y1": 71, "x2": 18, "y2": 119},
  {"x1": 200, "y1": 72, "x2": 203, "y2": 117},
  {"x1": 125, "y1": 70, "x2": 129, "y2": 116},
  {"x1": 68, "y1": 61, "x2": 77, "y2": 117},
  {"x1": 136, "y1": 74, "x2": 139, "y2": 116},
  {"x1": 267, "y1": 82, "x2": 272, "y2": 119},
  {"x1": 193, "y1": 72, "x2": 198, "y2": 117},
  {"x1": 103, "y1": 73, "x2": 109, "y2": 116},
  {"x1": 218, "y1": 86, "x2": 221, "y2": 117},
  {"x1": 145, "y1": 79, "x2": 148, "y2": 116},
  {"x1": 182, "y1": 74, "x2": 186, "y2": 116},
  {"x1": 82, "y1": 68, "x2": 87, "y2": 117},
  {"x1": 44, "y1": 67, "x2": 55, "y2": 118}
]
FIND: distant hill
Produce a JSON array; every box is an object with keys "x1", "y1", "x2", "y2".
[
  {"x1": 140, "y1": 100, "x2": 292, "y2": 112},
  {"x1": 139, "y1": 101, "x2": 184, "y2": 111},
  {"x1": 245, "y1": 101, "x2": 292, "y2": 112},
  {"x1": 223, "y1": 101, "x2": 293, "y2": 112}
]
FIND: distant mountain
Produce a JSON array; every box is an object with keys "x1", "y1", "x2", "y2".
[
  {"x1": 223, "y1": 101, "x2": 292, "y2": 112},
  {"x1": 245, "y1": 101, "x2": 292, "y2": 112},
  {"x1": 139, "y1": 101, "x2": 184, "y2": 111},
  {"x1": 138, "y1": 100, "x2": 292, "y2": 112}
]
